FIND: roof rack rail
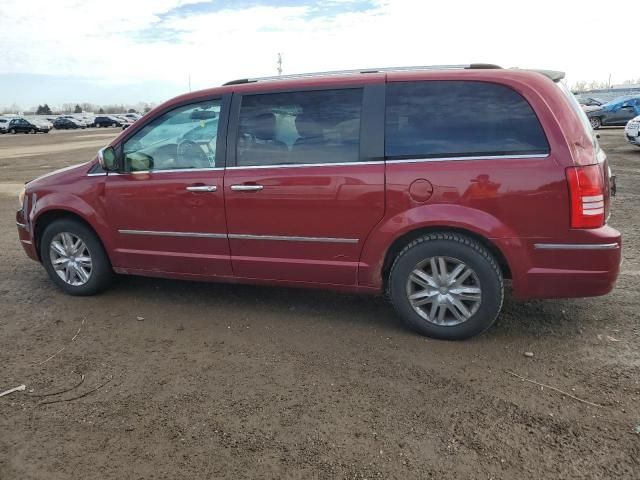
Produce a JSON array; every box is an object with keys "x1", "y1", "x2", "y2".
[
  {"x1": 223, "y1": 78, "x2": 255, "y2": 86},
  {"x1": 222, "y1": 64, "x2": 507, "y2": 86}
]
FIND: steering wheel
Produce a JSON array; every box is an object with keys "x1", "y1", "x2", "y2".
[{"x1": 176, "y1": 140, "x2": 209, "y2": 168}]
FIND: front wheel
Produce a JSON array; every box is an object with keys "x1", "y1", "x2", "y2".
[
  {"x1": 10, "y1": 128, "x2": 16, "y2": 134},
  {"x1": 590, "y1": 116, "x2": 602, "y2": 129},
  {"x1": 389, "y1": 232, "x2": 504, "y2": 340},
  {"x1": 40, "y1": 219, "x2": 113, "y2": 295}
]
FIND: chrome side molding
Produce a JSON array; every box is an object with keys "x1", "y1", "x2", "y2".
[
  {"x1": 534, "y1": 243, "x2": 619, "y2": 250},
  {"x1": 118, "y1": 229, "x2": 358, "y2": 244},
  {"x1": 228, "y1": 233, "x2": 358, "y2": 244},
  {"x1": 119, "y1": 230, "x2": 226, "y2": 239}
]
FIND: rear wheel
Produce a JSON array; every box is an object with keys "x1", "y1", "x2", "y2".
[
  {"x1": 389, "y1": 232, "x2": 503, "y2": 340},
  {"x1": 10, "y1": 128, "x2": 16, "y2": 134},
  {"x1": 40, "y1": 219, "x2": 113, "y2": 296},
  {"x1": 590, "y1": 116, "x2": 602, "y2": 129}
]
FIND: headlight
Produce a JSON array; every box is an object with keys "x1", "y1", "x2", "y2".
[{"x1": 18, "y1": 187, "x2": 25, "y2": 209}]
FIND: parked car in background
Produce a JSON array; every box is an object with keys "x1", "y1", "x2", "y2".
[
  {"x1": 53, "y1": 117, "x2": 85, "y2": 129},
  {"x1": 15, "y1": 64, "x2": 621, "y2": 340},
  {"x1": 6, "y1": 118, "x2": 42, "y2": 134},
  {"x1": 115, "y1": 115, "x2": 135, "y2": 130},
  {"x1": 587, "y1": 96, "x2": 640, "y2": 129},
  {"x1": 58, "y1": 115, "x2": 91, "y2": 127},
  {"x1": 0, "y1": 117, "x2": 11, "y2": 133},
  {"x1": 27, "y1": 117, "x2": 52, "y2": 133},
  {"x1": 124, "y1": 113, "x2": 141, "y2": 121},
  {"x1": 576, "y1": 96, "x2": 604, "y2": 112},
  {"x1": 94, "y1": 115, "x2": 123, "y2": 128},
  {"x1": 625, "y1": 115, "x2": 640, "y2": 147}
]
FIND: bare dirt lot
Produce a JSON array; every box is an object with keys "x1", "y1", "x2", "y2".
[{"x1": 0, "y1": 128, "x2": 638, "y2": 479}]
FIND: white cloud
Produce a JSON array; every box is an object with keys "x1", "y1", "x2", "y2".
[{"x1": 0, "y1": 0, "x2": 634, "y2": 105}]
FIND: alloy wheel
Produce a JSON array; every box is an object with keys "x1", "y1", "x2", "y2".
[
  {"x1": 406, "y1": 256, "x2": 482, "y2": 326},
  {"x1": 49, "y1": 232, "x2": 93, "y2": 286}
]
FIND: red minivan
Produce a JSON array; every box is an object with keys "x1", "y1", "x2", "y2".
[{"x1": 15, "y1": 65, "x2": 621, "y2": 339}]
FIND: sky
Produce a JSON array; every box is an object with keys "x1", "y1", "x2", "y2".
[{"x1": 0, "y1": 0, "x2": 634, "y2": 110}]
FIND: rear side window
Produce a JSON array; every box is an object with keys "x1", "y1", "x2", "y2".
[
  {"x1": 236, "y1": 88, "x2": 362, "y2": 167},
  {"x1": 385, "y1": 81, "x2": 549, "y2": 159}
]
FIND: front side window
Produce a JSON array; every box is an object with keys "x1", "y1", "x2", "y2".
[
  {"x1": 236, "y1": 88, "x2": 362, "y2": 167},
  {"x1": 123, "y1": 100, "x2": 221, "y2": 172},
  {"x1": 385, "y1": 81, "x2": 549, "y2": 159}
]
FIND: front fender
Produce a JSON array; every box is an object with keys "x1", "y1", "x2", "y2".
[
  {"x1": 29, "y1": 186, "x2": 113, "y2": 255},
  {"x1": 358, "y1": 203, "x2": 524, "y2": 289}
]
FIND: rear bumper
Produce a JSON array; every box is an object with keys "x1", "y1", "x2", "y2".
[{"x1": 509, "y1": 227, "x2": 622, "y2": 300}]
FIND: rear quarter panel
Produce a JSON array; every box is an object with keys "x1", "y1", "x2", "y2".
[{"x1": 359, "y1": 70, "x2": 586, "y2": 291}]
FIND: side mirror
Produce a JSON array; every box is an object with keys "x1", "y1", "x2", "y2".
[{"x1": 98, "y1": 146, "x2": 117, "y2": 171}]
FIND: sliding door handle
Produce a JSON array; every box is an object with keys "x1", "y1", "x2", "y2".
[
  {"x1": 186, "y1": 185, "x2": 217, "y2": 192},
  {"x1": 230, "y1": 184, "x2": 264, "y2": 192}
]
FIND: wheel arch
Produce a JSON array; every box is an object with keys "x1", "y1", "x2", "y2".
[
  {"x1": 33, "y1": 209, "x2": 108, "y2": 263},
  {"x1": 380, "y1": 226, "x2": 512, "y2": 293}
]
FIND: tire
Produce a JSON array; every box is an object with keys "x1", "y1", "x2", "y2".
[
  {"x1": 29, "y1": 128, "x2": 36, "y2": 134},
  {"x1": 10, "y1": 128, "x2": 16, "y2": 134},
  {"x1": 388, "y1": 232, "x2": 504, "y2": 340},
  {"x1": 40, "y1": 219, "x2": 113, "y2": 296},
  {"x1": 590, "y1": 116, "x2": 602, "y2": 129},
  {"x1": 111, "y1": 123, "x2": 117, "y2": 128}
]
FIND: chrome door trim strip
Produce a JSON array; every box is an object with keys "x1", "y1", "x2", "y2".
[
  {"x1": 226, "y1": 160, "x2": 382, "y2": 170},
  {"x1": 118, "y1": 230, "x2": 358, "y2": 244},
  {"x1": 87, "y1": 172, "x2": 107, "y2": 177},
  {"x1": 108, "y1": 167, "x2": 224, "y2": 176},
  {"x1": 119, "y1": 229, "x2": 226, "y2": 239},
  {"x1": 228, "y1": 233, "x2": 358, "y2": 244},
  {"x1": 388, "y1": 153, "x2": 549, "y2": 164},
  {"x1": 534, "y1": 243, "x2": 619, "y2": 250}
]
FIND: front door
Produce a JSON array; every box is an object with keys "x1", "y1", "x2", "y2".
[
  {"x1": 223, "y1": 85, "x2": 385, "y2": 285},
  {"x1": 104, "y1": 97, "x2": 232, "y2": 277}
]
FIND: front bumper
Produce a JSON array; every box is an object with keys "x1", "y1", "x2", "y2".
[
  {"x1": 626, "y1": 122, "x2": 640, "y2": 145},
  {"x1": 510, "y1": 226, "x2": 622, "y2": 300},
  {"x1": 16, "y1": 209, "x2": 39, "y2": 262}
]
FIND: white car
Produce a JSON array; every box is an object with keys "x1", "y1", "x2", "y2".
[
  {"x1": 625, "y1": 115, "x2": 640, "y2": 148},
  {"x1": 0, "y1": 117, "x2": 10, "y2": 133}
]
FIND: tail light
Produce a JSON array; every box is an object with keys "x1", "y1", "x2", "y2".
[{"x1": 566, "y1": 165, "x2": 605, "y2": 228}]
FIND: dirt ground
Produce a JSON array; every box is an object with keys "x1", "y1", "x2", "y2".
[{"x1": 0, "y1": 128, "x2": 638, "y2": 479}]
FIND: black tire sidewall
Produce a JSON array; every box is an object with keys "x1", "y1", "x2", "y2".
[
  {"x1": 390, "y1": 236, "x2": 503, "y2": 340},
  {"x1": 40, "y1": 219, "x2": 112, "y2": 296}
]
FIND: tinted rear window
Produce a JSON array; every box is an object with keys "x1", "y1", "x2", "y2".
[{"x1": 385, "y1": 81, "x2": 549, "y2": 159}]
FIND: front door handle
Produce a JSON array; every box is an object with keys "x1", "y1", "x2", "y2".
[
  {"x1": 230, "y1": 184, "x2": 264, "y2": 192},
  {"x1": 186, "y1": 185, "x2": 217, "y2": 192}
]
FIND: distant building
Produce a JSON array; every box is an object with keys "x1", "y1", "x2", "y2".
[{"x1": 577, "y1": 84, "x2": 640, "y2": 102}]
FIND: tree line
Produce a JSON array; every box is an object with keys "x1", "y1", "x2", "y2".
[{"x1": 2, "y1": 101, "x2": 156, "y2": 115}]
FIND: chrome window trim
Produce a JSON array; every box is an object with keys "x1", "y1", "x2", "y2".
[
  {"x1": 119, "y1": 229, "x2": 226, "y2": 239},
  {"x1": 534, "y1": 243, "x2": 619, "y2": 250},
  {"x1": 87, "y1": 172, "x2": 107, "y2": 177},
  {"x1": 16, "y1": 222, "x2": 27, "y2": 229},
  {"x1": 108, "y1": 167, "x2": 224, "y2": 176},
  {"x1": 228, "y1": 233, "x2": 358, "y2": 244},
  {"x1": 387, "y1": 153, "x2": 549, "y2": 164},
  {"x1": 226, "y1": 160, "x2": 381, "y2": 170}
]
